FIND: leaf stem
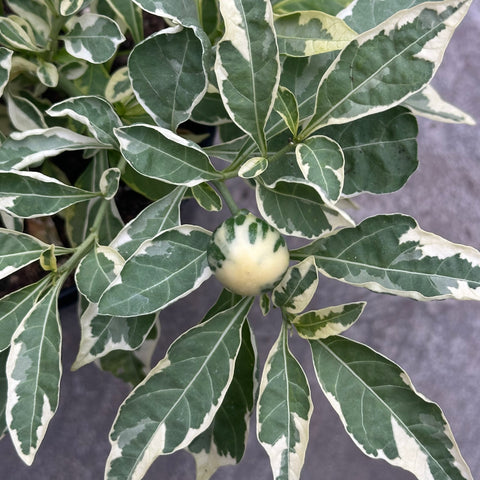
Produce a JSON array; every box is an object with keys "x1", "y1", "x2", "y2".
[{"x1": 213, "y1": 180, "x2": 239, "y2": 215}]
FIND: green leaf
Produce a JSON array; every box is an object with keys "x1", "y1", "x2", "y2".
[
  {"x1": 293, "y1": 302, "x2": 365, "y2": 339},
  {"x1": 296, "y1": 135, "x2": 344, "y2": 203},
  {"x1": 291, "y1": 214, "x2": 480, "y2": 300},
  {"x1": 191, "y1": 92, "x2": 230, "y2": 126},
  {"x1": 98, "y1": 225, "x2": 212, "y2": 317},
  {"x1": 310, "y1": 336, "x2": 473, "y2": 480},
  {"x1": 188, "y1": 296, "x2": 257, "y2": 478},
  {"x1": 0, "y1": 278, "x2": 51, "y2": 352},
  {"x1": 301, "y1": 0, "x2": 473, "y2": 137},
  {"x1": 5, "y1": 92, "x2": 47, "y2": 131},
  {"x1": 272, "y1": 0, "x2": 352, "y2": 16},
  {"x1": 260, "y1": 293, "x2": 271, "y2": 316},
  {"x1": 238, "y1": 157, "x2": 268, "y2": 179},
  {"x1": 0, "y1": 170, "x2": 98, "y2": 218},
  {"x1": 47, "y1": 96, "x2": 122, "y2": 146},
  {"x1": 75, "y1": 244, "x2": 125, "y2": 303},
  {"x1": 272, "y1": 256, "x2": 318, "y2": 314},
  {"x1": 403, "y1": 85, "x2": 476, "y2": 125},
  {"x1": 60, "y1": 0, "x2": 92, "y2": 16},
  {"x1": 105, "y1": 296, "x2": 253, "y2": 479},
  {"x1": 0, "y1": 16, "x2": 44, "y2": 52},
  {"x1": 341, "y1": 0, "x2": 446, "y2": 34},
  {"x1": 72, "y1": 301, "x2": 158, "y2": 370},
  {"x1": 191, "y1": 183, "x2": 222, "y2": 212},
  {"x1": 320, "y1": 106, "x2": 418, "y2": 195},
  {"x1": 215, "y1": 0, "x2": 280, "y2": 155},
  {"x1": 6, "y1": 282, "x2": 62, "y2": 465},
  {"x1": 131, "y1": 0, "x2": 201, "y2": 28},
  {"x1": 115, "y1": 124, "x2": 221, "y2": 186},
  {"x1": 256, "y1": 180, "x2": 353, "y2": 239},
  {"x1": 0, "y1": 228, "x2": 48, "y2": 280},
  {"x1": 0, "y1": 126, "x2": 105, "y2": 171},
  {"x1": 257, "y1": 322, "x2": 312, "y2": 480},
  {"x1": 110, "y1": 186, "x2": 185, "y2": 259},
  {"x1": 274, "y1": 11, "x2": 356, "y2": 57},
  {"x1": 72, "y1": 62, "x2": 110, "y2": 95},
  {"x1": 63, "y1": 13, "x2": 125, "y2": 64},
  {"x1": 0, "y1": 48, "x2": 13, "y2": 97},
  {"x1": 273, "y1": 86, "x2": 299, "y2": 136},
  {"x1": 0, "y1": 349, "x2": 7, "y2": 439},
  {"x1": 106, "y1": 0, "x2": 143, "y2": 43},
  {"x1": 129, "y1": 26, "x2": 208, "y2": 131}
]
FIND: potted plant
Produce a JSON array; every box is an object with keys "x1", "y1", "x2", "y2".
[{"x1": 0, "y1": 0, "x2": 478, "y2": 479}]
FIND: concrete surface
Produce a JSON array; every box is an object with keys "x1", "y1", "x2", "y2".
[{"x1": 1, "y1": 3, "x2": 479, "y2": 479}]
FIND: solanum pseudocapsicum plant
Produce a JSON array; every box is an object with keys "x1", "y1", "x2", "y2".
[{"x1": 0, "y1": 0, "x2": 478, "y2": 478}]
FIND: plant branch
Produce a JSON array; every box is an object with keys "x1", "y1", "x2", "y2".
[{"x1": 213, "y1": 180, "x2": 239, "y2": 215}]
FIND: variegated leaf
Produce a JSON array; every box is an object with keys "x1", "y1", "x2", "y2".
[
  {"x1": 321, "y1": 106, "x2": 418, "y2": 195},
  {"x1": 47, "y1": 96, "x2": 122, "y2": 147},
  {"x1": 105, "y1": 66, "x2": 132, "y2": 104},
  {"x1": 257, "y1": 322, "x2": 312, "y2": 480},
  {"x1": 6, "y1": 282, "x2": 62, "y2": 465},
  {"x1": 296, "y1": 135, "x2": 344, "y2": 203},
  {"x1": 98, "y1": 226, "x2": 212, "y2": 317},
  {"x1": 188, "y1": 291, "x2": 257, "y2": 479},
  {"x1": 75, "y1": 244, "x2": 125, "y2": 303},
  {"x1": 0, "y1": 228, "x2": 48, "y2": 280},
  {"x1": 5, "y1": 92, "x2": 47, "y2": 131},
  {"x1": 129, "y1": 26, "x2": 208, "y2": 131},
  {"x1": 105, "y1": 296, "x2": 253, "y2": 480},
  {"x1": 340, "y1": 0, "x2": 446, "y2": 33},
  {"x1": 110, "y1": 186, "x2": 185, "y2": 259},
  {"x1": 100, "y1": 168, "x2": 121, "y2": 200},
  {"x1": 272, "y1": 0, "x2": 352, "y2": 16},
  {"x1": 0, "y1": 278, "x2": 51, "y2": 352},
  {"x1": 60, "y1": 0, "x2": 92, "y2": 16},
  {"x1": 274, "y1": 11, "x2": 356, "y2": 57},
  {"x1": 301, "y1": 0, "x2": 473, "y2": 138},
  {"x1": 238, "y1": 157, "x2": 268, "y2": 179},
  {"x1": 0, "y1": 16, "x2": 44, "y2": 52},
  {"x1": 0, "y1": 349, "x2": 7, "y2": 439},
  {"x1": 0, "y1": 127, "x2": 105, "y2": 171},
  {"x1": 291, "y1": 214, "x2": 480, "y2": 301},
  {"x1": 72, "y1": 301, "x2": 158, "y2": 370},
  {"x1": 0, "y1": 170, "x2": 98, "y2": 218},
  {"x1": 310, "y1": 336, "x2": 473, "y2": 480},
  {"x1": 63, "y1": 13, "x2": 125, "y2": 64},
  {"x1": 36, "y1": 59, "x2": 58, "y2": 87},
  {"x1": 256, "y1": 180, "x2": 353, "y2": 239},
  {"x1": 115, "y1": 124, "x2": 221, "y2": 186},
  {"x1": 260, "y1": 293, "x2": 271, "y2": 316},
  {"x1": 65, "y1": 153, "x2": 124, "y2": 247},
  {"x1": 106, "y1": 0, "x2": 143, "y2": 43},
  {"x1": 191, "y1": 183, "x2": 222, "y2": 212},
  {"x1": 215, "y1": 0, "x2": 280, "y2": 156},
  {"x1": 274, "y1": 86, "x2": 299, "y2": 136},
  {"x1": 0, "y1": 48, "x2": 13, "y2": 97},
  {"x1": 131, "y1": 0, "x2": 201, "y2": 28},
  {"x1": 404, "y1": 85, "x2": 476, "y2": 125},
  {"x1": 7, "y1": 0, "x2": 52, "y2": 45},
  {"x1": 272, "y1": 256, "x2": 318, "y2": 314},
  {"x1": 293, "y1": 302, "x2": 365, "y2": 339}
]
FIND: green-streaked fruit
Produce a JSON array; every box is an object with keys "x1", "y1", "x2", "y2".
[{"x1": 207, "y1": 210, "x2": 290, "y2": 296}]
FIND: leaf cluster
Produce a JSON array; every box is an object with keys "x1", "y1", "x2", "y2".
[{"x1": 0, "y1": 0, "x2": 477, "y2": 479}]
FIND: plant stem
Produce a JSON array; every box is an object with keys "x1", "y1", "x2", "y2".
[
  {"x1": 213, "y1": 180, "x2": 239, "y2": 215},
  {"x1": 56, "y1": 198, "x2": 109, "y2": 277}
]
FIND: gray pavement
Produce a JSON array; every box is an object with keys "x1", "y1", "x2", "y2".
[{"x1": 1, "y1": 3, "x2": 479, "y2": 479}]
